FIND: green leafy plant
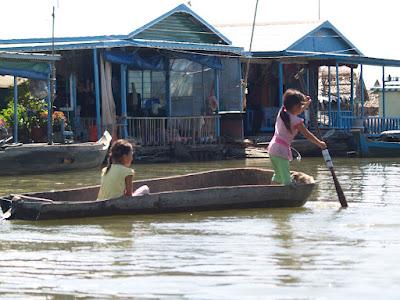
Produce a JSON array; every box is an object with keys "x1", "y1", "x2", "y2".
[
  {"x1": 0, "y1": 100, "x2": 28, "y2": 129},
  {"x1": 0, "y1": 81, "x2": 48, "y2": 132}
]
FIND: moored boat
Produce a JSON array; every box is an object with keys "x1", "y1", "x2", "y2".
[
  {"x1": 0, "y1": 168, "x2": 315, "y2": 221},
  {"x1": 0, "y1": 131, "x2": 111, "y2": 175},
  {"x1": 352, "y1": 129, "x2": 400, "y2": 157}
]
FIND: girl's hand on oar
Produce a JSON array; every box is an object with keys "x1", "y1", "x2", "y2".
[{"x1": 318, "y1": 141, "x2": 327, "y2": 149}]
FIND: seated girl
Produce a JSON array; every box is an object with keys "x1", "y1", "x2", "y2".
[{"x1": 97, "y1": 139, "x2": 149, "y2": 200}]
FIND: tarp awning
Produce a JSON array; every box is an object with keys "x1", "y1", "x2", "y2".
[
  {"x1": 0, "y1": 60, "x2": 50, "y2": 80},
  {"x1": 104, "y1": 50, "x2": 223, "y2": 70},
  {"x1": 104, "y1": 51, "x2": 165, "y2": 71},
  {"x1": 165, "y1": 51, "x2": 222, "y2": 70}
]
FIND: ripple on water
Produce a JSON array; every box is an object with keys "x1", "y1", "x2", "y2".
[{"x1": 1, "y1": 158, "x2": 400, "y2": 299}]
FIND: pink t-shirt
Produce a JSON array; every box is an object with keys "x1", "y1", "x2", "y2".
[{"x1": 267, "y1": 112, "x2": 304, "y2": 160}]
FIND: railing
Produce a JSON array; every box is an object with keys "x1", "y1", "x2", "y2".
[
  {"x1": 340, "y1": 116, "x2": 400, "y2": 134},
  {"x1": 318, "y1": 111, "x2": 353, "y2": 128},
  {"x1": 127, "y1": 116, "x2": 219, "y2": 146},
  {"x1": 363, "y1": 117, "x2": 400, "y2": 134}
]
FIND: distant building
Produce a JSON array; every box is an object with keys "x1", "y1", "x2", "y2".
[
  {"x1": 371, "y1": 76, "x2": 400, "y2": 117},
  {"x1": 219, "y1": 20, "x2": 400, "y2": 135}
]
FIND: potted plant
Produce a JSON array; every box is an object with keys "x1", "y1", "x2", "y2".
[
  {"x1": 29, "y1": 99, "x2": 48, "y2": 142},
  {"x1": 51, "y1": 111, "x2": 67, "y2": 143}
]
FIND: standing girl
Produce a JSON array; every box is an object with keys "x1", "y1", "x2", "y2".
[
  {"x1": 267, "y1": 89, "x2": 326, "y2": 185},
  {"x1": 97, "y1": 139, "x2": 149, "y2": 200}
]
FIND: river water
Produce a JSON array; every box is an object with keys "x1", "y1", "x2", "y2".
[{"x1": 1, "y1": 157, "x2": 400, "y2": 299}]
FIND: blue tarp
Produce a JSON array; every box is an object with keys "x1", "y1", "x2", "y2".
[
  {"x1": 104, "y1": 50, "x2": 222, "y2": 70},
  {"x1": 166, "y1": 52, "x2": 222, "y2": 70},
  {"x1": 0, "y1": 61, "x2": 50, "y2": 80},
  {"x1": 104, "y1": 51, "x2": 165, "y2": 71}
]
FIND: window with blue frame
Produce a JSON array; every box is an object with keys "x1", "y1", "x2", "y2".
[
  {"x1": 219, "y1": 57, "x2": 242, "y2": 112},
  {"x1": 169, "y1": 58, "x2": 214, "y2": 117},
  {"x1": 127, "y1": 70, "x2": 166, "y2": 116}
]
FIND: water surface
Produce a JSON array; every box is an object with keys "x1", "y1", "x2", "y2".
[{"x1": 1, "y1": 158, "x2": 400, "y2": 299}]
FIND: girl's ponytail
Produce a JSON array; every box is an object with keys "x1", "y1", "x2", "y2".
[
  {"x1": 279, "y1": 106, "x2": 292, "y2": 133},
  {"x1": 104, "y1": 139, "x2": 133, "y2": 175},
  {"x1": 105, "y1": 155, "x2": 112, "y2": 174}
]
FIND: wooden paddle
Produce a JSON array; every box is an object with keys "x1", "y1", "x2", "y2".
[
  {"x1": 308, "y1": 101, "x2": 348, "y2": 208},
  {"x1": 296, "y1": 69, "x2": 348, "y2": 208}
]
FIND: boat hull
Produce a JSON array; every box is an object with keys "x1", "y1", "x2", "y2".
[
  {"x1": 361, "y1": 141, "x2": 400, "y2": 157},
  {"x1": 0, "y1": 168, "x2": 315, "y2": 220},
  {"x1": 0, "y1": 142, "x2": 108, "y2": 175},
  {"x1": 353, "y1": 130, "x2": 400, "y2": 157}
]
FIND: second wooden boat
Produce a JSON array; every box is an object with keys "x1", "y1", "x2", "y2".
[
  {"x1": 0, "y1": 131, "x2": 111, "y2": 175},
  {"x1": 352, "y1": 129, "x2": 400, "y2": 157}
]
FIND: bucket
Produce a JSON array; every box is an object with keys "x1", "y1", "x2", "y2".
[{"x1": 88, "y1": 125, "x2": 98, "y2": 142}]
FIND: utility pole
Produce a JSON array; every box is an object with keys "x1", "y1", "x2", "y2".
[{"x1": 318, "y1": 0, "x2": 321, "y2": 20}]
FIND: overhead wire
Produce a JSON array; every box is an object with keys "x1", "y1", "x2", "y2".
[{"x1": 243, "y1": 0, "x2": 260, "y2": 90}]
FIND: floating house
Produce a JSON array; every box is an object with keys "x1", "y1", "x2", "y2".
[
  {"x1": 219, "y1": 20, "x2": 400, "y2": 137},
  {"x1": 0, "y1": 4, "x2": 244, "y2": 146},
  {"x1": 3, "y1": 6, "x2": 400, "y2": 151}
]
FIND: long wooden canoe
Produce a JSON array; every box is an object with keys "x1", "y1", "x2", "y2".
[{"x1": 0, "y1": 168, "x2": 315, "y2": 221}]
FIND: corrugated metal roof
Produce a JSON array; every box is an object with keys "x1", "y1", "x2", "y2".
[
  {"x1": 129, "y1": 4, "x2": 231, "y2": 45},
  {"x1": 217, "y1": 20, "x2": 362, "y2": 56},
  {"x1": 0, "y1": 38, "x2": 243, "y2": 54},
  {"x1": 0, "y1": 38, "x2": 131, "y2": 52},
  {"x1": 0, "y1": 51, "x2": 60, "y2": 61},
  {"x1": 134, "y1": 12, "x2": 225, "y2": 44},
  {"x1": 0, "y1": 4, "x2": 241, "y2": 54},
  {"x1": 217, "y1": 21, "x2": 323, "y2": 52}
]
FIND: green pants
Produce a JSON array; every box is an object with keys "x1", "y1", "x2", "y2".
[{"x1": 270, "y1": 155, "x2": 291, "y2": 185}]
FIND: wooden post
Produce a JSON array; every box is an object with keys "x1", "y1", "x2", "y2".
[
  {"x1": 71, "y1": 73, "x2": 79, "y2": 128},
  {"x1": 214, "y1": 69, "x2": 220, "y2": 137},
  {"x1": 239, "y1": 58, "x2": 243, "y2": 112},
  {"x1": 278, "y1": 62, "x2": 283, "y2": 107},
  {"x1": 350, "y1": 67, "x2": 354, "y2": 115},
  {"x1": 336, "y1": 63, "x2": 341, "y2": 128},
  {"x1": 328, "y1": 66, "x2": 332, "y2": 127},
  {"x1": 47, "y1": 73, "x2": 53, "y2": 144},
  {"x1": 165, "y1": 57, "x2": 171, "y2": 117},
  {"x1": 360, "y1": 64, "x2": 364, "y2": 117},
  {"x1": 192, "y1": 117, "x2": 195, "y2": 145},
  {"x1": 382, "y1": 66, "x2": 386, "y2": 118},
  {"x1": 238, "y1": 58, "x2": 244, "y2": 140},
  {"x1": 13, "y1": 76, "x2": 18, "y2": 143},
  {"x1": 93, "y1": 48, "x2": 101, "y2": 139},
  {"x1": 120, "y1": 64, "x2": 128, "y2": 138}
]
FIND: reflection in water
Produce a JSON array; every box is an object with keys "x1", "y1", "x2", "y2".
[
  {"x1": 268, "y1": 209, "x2": 303, "y2": 286},
  {"x1": 1, "y1": 158, "x2": 400, "y2": 299}
]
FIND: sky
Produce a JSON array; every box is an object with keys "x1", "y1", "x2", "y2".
[{"x1": 1, "y1": 0, "x2": 400, "y2": 87}]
